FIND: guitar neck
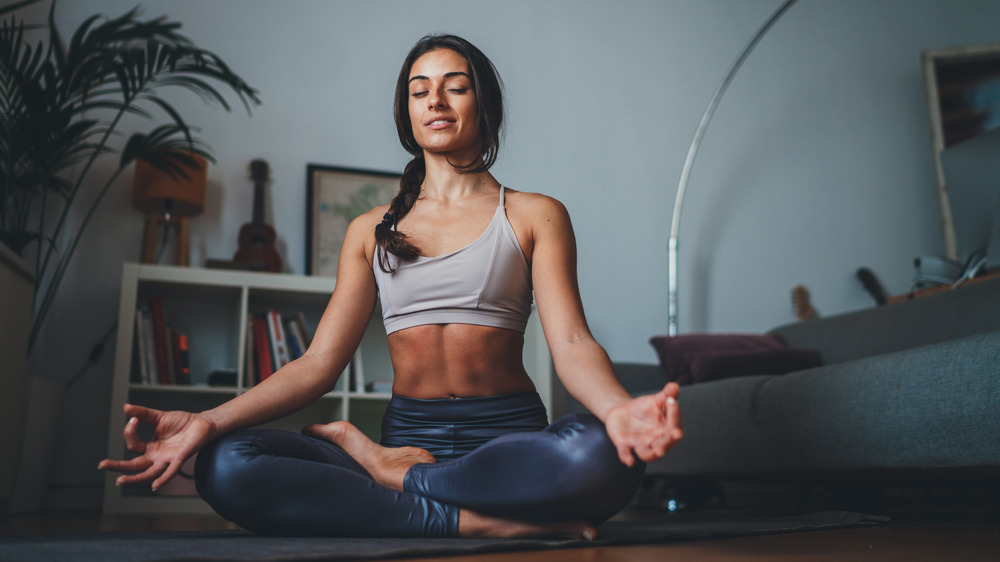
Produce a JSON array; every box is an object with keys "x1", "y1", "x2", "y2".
[{"x1": 252, "y1": 182, "x2": 266, "y2": 225}]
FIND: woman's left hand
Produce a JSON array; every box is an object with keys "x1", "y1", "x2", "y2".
[{"x1": 603, "y1": 382, "x2": 683, "y2": 467}]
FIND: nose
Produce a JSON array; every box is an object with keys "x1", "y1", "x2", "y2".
[{"x1": 428, "y1": 88, "x2": 447, "y2": 110}]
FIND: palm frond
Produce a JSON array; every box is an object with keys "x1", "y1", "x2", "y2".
[{"x1": 3, "y1": 0, "x2": 261, "y2": 355}]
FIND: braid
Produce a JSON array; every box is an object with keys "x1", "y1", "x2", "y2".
[
  {"x1": 378, "y1": 34, "x2": 505, "y2": 273},
  {"x1": 375, "y1": 156, "x2": 424, "y2": 273}
]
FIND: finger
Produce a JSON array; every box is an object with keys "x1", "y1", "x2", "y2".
[
  {"x1": 641, "y1": 436, "x2": 669, "y2": 461},
  {"x1": 614, "y1": 439, "x2": 635, "y2": 467},
  {"x1": 631, "y1": 441, "x2": 653, "y2": 463},
  {"x1": 658, "y1": 381, "x2": 680, "y2": 401},
  {"x1": 151, "y1": 460, "x2": 181, "y2": 492},
  {"x1": 124, "y1": 403, "x2": 162, "y2": 425},
  {"x1": 634, "y1": 432, "x2": 670, "y2": 462},
  {"x1": 118, "y1": 460, "x2": 167, "y2": 487},
  {"x1": 667, "y1": 395, "x2": 684, "y2": 441},
  {"x1": 98, "y1": 456, "x2": 151, "y2": 474},
  {"x1": 111, "y1": 458, "x2": 155, "y2": 486},
  {"x1": 122, "y1": 416, "x2": 146, "y2": 454},
  {"x1": 637, "y1": 447, "x2": 666, "y2": 463}
]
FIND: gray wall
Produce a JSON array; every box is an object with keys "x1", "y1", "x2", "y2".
[{"x1": 24, "y1": 0, "x2": 999, "y2": 508}]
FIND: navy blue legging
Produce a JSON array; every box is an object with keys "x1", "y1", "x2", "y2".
[{"x1": 194, "y1": 392, "x2": 644, "y2": 537}]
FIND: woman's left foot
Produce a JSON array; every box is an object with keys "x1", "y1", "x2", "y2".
[
  {"x1": 458, "y1": 509, "x2": 597, "y2": 540},
  {"x1": 303, "y1": 421, "x2": 435, "y2": 490}
]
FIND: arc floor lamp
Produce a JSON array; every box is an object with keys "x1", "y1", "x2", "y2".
[{"x1": 667, "y1": 0, "x2": 798, "y2": 336}]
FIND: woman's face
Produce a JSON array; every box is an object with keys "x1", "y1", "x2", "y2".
[{"x1": 407, "y1": 48, "x2": 480, "y2": 160}]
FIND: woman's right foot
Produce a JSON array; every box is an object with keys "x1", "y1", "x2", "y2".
[
  {"x1": 302, "y1": 421, "x2": 434, "y2": 491},
  {"x1": 458, "y1": 509, "x2": 597, "y2": 540}
]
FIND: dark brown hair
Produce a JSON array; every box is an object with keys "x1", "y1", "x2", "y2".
[{"x1": 375, "y1": 34, "x2": 505, "y2": 273}]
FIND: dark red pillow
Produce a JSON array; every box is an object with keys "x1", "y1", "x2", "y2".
[{"x1": 649, "y1": 334, "x2": 821, "y2": 386}]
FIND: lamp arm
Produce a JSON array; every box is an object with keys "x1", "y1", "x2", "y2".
[{"x1": 667, "y1": 0, "x2": 798, "y2": 336}]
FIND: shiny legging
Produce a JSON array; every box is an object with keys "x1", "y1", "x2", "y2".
[{"x1": 194, "y1": 392, "x2": 644, "y2": 537}]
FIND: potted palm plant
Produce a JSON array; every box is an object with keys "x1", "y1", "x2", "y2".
[
  {"x1": 0, "y1": 0, "x2": 260, "y2": 511},
  {"x1": 1, "y1": 0, "x2": 260, "y2": 354}
]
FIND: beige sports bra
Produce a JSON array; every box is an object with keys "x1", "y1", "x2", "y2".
[{"x1": 373, "y1": 186, "x2": 532, "y2": 335}]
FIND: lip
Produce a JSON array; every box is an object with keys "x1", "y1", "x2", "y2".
[{"x1": 425, "y1": 116, "x2": 456, "y2": 129}]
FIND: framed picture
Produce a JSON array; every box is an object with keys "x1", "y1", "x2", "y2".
[
  {"x1": 306, "y1": 164, "x2": 401, "y2": 277},
  {"x1": 922, "y1": 41, "x2": 1000, "y2": 263}
]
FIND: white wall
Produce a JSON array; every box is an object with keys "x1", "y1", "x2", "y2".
[{"x1": 26, "y1": 0, "x2": 999, "y2": 508}]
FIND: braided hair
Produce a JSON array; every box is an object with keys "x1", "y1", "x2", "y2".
[{"x1": 375, "y1": 34, "x2": 505, "y2": 273}]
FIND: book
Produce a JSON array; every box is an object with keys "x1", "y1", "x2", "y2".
[
  {"x1": 148, "y1": 296, "x2": 171, "y2": 385},
  {"x1": 134, "y1": 307, "x2": 151, "y2": 384},
  {"x1": 244, "y1": 316, "x2": 256, "y2": 387},
  {"x1": 252, "y1": 316, "x2": 273, "y2": 382},
  {"x1": 291, "y1": 312, "x2": 312, "y2": 347},
  {"x1": 266, "y1": 309, "x2": 292, "y2": 372},
  {"x1": 142, "y1": 307, "x2": 157, "y2": 384},
  {"x1": 285, "y1": 326, "x2": 303, "y2": 360},
  {"x1": 164, "y1": 324, "x2": 177, "y2": 384},
  {"x1": 285, "y1": 317, "x2": 308, "y2": 359},
  {"x1": 172, "y1": 331, "x2": 191, "y2": 385}
]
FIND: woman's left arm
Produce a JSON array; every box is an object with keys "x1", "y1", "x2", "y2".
[{"x1": 527, "y1": 195, "x2": 682, "y2": 466}]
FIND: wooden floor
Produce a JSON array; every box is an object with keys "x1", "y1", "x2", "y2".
[{"x1": 2, "y1": 509, "x2": 998, "y2": 561}]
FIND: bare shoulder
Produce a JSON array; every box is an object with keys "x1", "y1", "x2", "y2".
[
  {"x1": 353, "y1": 204, "x2": 391, "y2": 231},
  {"x1": 504, "y1": 188, "x2": 572, "y2": 229},
  {"x1": 345, "y1": 204, "x2": 390, "y2": 263}
]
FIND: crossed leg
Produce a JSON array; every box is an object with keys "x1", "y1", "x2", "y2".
[
  {"x1": 302, "y1": 421, "x2": 597, "y2": 539},
  {"x1": 304, "y1": 413, "x2": 643, "y2": 535},
  {"x1": 195, "y1": 426, "x2": 599, "y2": 538}
]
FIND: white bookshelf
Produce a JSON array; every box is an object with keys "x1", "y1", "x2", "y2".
[{"x1": 102, "y1": 263, "x2": 554, "y2": 514}]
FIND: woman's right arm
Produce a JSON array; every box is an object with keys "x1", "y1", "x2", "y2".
[{"x1": 99, "y1": 211, "x2": 382, "y2": 489}]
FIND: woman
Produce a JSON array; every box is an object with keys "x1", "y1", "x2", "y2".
[{"x1": 99, "y1": 34, "x2": 682, "y2": 539}]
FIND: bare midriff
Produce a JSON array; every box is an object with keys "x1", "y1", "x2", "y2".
[{"x1": 387, "y1": 324, "x2": 536, "y2": 399}]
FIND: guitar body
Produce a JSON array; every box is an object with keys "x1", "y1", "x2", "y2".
[
  {"x1": 234, "y1": 222, "x2": 282, "y2": 271},
  {"x1": 234, "y1": 159, "x2": 283, "y2": 272}
]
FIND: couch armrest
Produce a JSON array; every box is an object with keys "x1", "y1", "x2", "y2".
[
  {"x1": 554, "y1": 363, "x2": 665, "y2": 416},
  {"x1": 614, "y1": 362, "x2": 668, "y2": 395}
]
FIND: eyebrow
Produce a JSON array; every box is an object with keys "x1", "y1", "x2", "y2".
[{"x1": 408, "y1": 71, "x2": 472, "y2": 84}]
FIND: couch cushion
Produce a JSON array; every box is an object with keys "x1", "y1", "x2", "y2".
[
  {"x1": 649, "y1": 333, "x2": 820, "y2": 386},
  {"x1": 646, "y1": 330, "x2": 1000, "y2": 479}
]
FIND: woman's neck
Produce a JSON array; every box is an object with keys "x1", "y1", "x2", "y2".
[{"x1": 420, "y1": 151, "x2": 498, "y2": 202}]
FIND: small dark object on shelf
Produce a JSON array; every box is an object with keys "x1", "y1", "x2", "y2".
[
  {"x1": 208, "y1": 369, "x2": 237, "y2": 386},
  {"x1": 856, "y1": 267, "x2": 889, "y2": 306},
  {"x1": 205, "y1": 258, "x2": 276, "y2": 272}
]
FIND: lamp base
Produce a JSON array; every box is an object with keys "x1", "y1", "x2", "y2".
[{"x1": 140, "y1": 215, "x2": 191, "y2": 266}]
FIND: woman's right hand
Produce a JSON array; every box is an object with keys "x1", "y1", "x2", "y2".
[{"x1": 97, "y1": 403, "x2": 217, "y2": 491}]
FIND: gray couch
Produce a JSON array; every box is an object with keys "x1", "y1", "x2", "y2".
[{"x1": 621, "y1": 276, "x2": 1000, "y2": 484}]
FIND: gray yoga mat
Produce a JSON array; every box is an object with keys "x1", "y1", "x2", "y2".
[{"x1": 0, "y1": 510, "x2": 888, "y2": 561}]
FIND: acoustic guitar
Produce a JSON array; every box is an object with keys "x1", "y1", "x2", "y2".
[{"x1": 233, "y1": 159, "x2": 283, "y2": 272}]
